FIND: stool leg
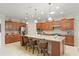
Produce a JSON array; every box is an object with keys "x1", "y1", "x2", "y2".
[
  {"x1": 43, "y1": 50, "x2": 45, "y2": 56},
  {"x1": 37, "y1": 48, "x2": 39, "y2": 56},
  {"x1": 28, "y1": 47, "x2": 30, "y2": 52},
  {"x1": 26, "y1": 43, "x2": 27, "y2": 50},
  {"x1": 46, "y1": 51, "x2": 49, "y2": 56},
  {"x1": 32, "y1": 45, "x2": 34, "y2": 54}
]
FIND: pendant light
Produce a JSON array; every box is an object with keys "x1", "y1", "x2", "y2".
[
  {"x1": 48, "y1": 3, "x2": 53, "y2": 21},
  {"x1": 34, "y1": 8, "x2": 38, "y2": 23}
]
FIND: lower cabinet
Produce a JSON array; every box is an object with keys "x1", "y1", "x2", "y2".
[
  {"x1": 51, "y1": 41, "x2": 60, "y2": 56},
  {"x1": 5, "y1": 34, "x2": 22, "y2": 44},
  {"x1": 51, "y1": 40, "x2": 64, "y2": 56},
  {"x1": 65, "y1": 35, "x2": 74, "y2": 46},
  {"x1": 5, "y1": 35, "x2": 14, "y2": 44}
]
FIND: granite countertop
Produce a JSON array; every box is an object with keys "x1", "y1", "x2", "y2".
[{"x1": 23, "y1": 34, "x2": 65, "y2": 42}]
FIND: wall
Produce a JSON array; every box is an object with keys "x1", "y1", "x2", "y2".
[
  {"x1": 0, "y1": 15, "x2": 5, "y2": 45},
  {"x1": 74, "y1": 16, "x2": 79, "y2": 46},
  {"x1": 0, "y1": 20, "x2": 1, "y2": 45},
  {"x1": 27, "y1": 21, "x2": 37, "y2": 35}
]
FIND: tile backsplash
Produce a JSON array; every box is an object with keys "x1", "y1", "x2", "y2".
[
  {"x1": 5, "y1": 30, "x2": 19, "y2": 35},
  {"x1": 37, "y1": 27, "x2": 74, "y2": 36}
]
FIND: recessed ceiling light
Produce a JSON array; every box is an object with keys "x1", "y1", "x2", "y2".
[
  {"x1": 34, "y1": 20, "x2": 38, "y2": 23},
  {"x1": 60, "y1": 12, "x2": 63, "y2": 14},
  {"x1": 49, "y1": 11, "x2": 55, "y2": 14},
  {"x1": 56, "y1": 6, "x2": 60, "y2": 9},
  {"x1": 41, "y1": 11, "x2": 44, "y2": 14},
  {"x1": 26, "y1": 22, "x2": 28, "y2": 24}
]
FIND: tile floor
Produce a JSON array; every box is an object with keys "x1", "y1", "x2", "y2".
[{"x1": 0, "y1": 42, "x2": 79, "y2": 56}]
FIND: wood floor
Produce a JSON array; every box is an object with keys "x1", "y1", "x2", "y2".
[{"x1": 0, "y1": 42, "x2": 79, "y2": 56}]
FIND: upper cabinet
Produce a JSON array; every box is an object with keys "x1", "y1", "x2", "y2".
[
  {"x1": 60, "y1": 18, "x2": 74, "y2": 30},
  {"x1": 36, "y1": 22, "x2": 42, "y2": 30},
  {"x1": 5, "y1": 21, "x2": 26, "y2": 30},
  {"x1": 43, "y1": 22, "x2": 53, "y2": 30},
  {"x1": 37, "y1": 18, "x2": 74, "y2": 31},
  {"x1": 53, "y1": 21, "x2": 61, "y2": 27},
  {"x1": 36, "y1": 22, "x2": 53, "y2": 30}
]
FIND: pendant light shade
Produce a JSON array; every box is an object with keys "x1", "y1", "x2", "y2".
[{"x1": 48, "y1": 17, "x2": 52, "y2": 21}]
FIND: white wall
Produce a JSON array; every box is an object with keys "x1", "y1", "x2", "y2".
[
  {"x1": 74, "y1": 16, "x2": 79, "y2": 46},
  {"x1": 0, "y1": 20, "x2": 1, "y2": 45},
  {"x1": 0, "y1": 15, "x2": 5, "y2": 45},
  {"x1": 27, "y1": 21, "x2": 37, "y2": 35}
]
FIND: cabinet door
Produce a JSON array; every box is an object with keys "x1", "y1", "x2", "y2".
[
  {"x1": 65, "y1": 36, "x2": 74, "y2": 46},
  {"x1": 5, "y1": 35, "x2": 14, "y2": 44},
  {"x1": 68, "y1": 18, "x2": 74, "y2": 30},
  {"x1": 51, "y1": 41, "x2": 60, "y2": 56},
  {"x1": 60, "y1": 18, "x2": 74, "y2": 30},
  {"x1": 36, "y1": 23, "x2": 41, "y2": 29},
  {"x1": 8, "y1": 22, "x2": 12, "y2": 30},
  {"x1": 44, "y1": 22, "x2": 53, "y2": 30},
  {"x1": 53, "y1": 21, "x2": 61, "y2": 27},
  {"x1": 39, "y1": 23, "x2": 44, "y2": 30},
  {"x1": 13, "y1": 22, "x2": 16, "y2": 30},
  {"x1": 48, "y1": 22, "x2": 53, "y2": 30},
  {"x1": 42, "y1": 22, "x2": 47, "y2": 30},
  {"x1": 60, "y1": 19, "x2": 67, "y2": 30},
  {"x1": 15, "y1": 34, "x2": 21, "y2": 41}
]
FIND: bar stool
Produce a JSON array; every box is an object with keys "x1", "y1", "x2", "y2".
[
  {"x1": 24, "y1": 36, "x2": 29, "y2": 50},
  {"x1": 28, "y1": 38, "x2": 38, "y2": 54},
  {"x1": 37, "y1": 39, "x2": 49, "y2": 56},
  {"x1": 26, "y1": 37, "x2": 33, "y2": 51},
  {"x1": 21, "y1": 36, "x2": 27, "y2": 46},
  {"x1": 32, "y1": 39, "x2": 38, "y2": 54}
]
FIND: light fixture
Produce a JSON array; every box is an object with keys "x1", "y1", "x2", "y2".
[
  {"x1": 60, "y1": 11, "x2": 63, "y2": 14},
  {"x1": 34, "y1": 8, "x2": 37, "y2": 19},
  {"x1": 41, "y1": 11, "x2": 44, "y2": 15},
  {"x1": 48, "y1": 3, "x2": 53, "y2": 21},
  {"x1": 48, "y1": 3, "x2": 51, "y2": 5},
  {"x1": 48, "y1": 17, "x2": 52, "y2": 21},
  {"x1": 34, "y1": 20, "x2": 38, "y2": 23},
  {"x1": 26, "y1": 22, "x2": 28, "y2": 24},
  {"x1": 56, "y1": 6, "x2": 60, "y2": 10},
  {"x1": 49, "y1": 11, "x2": 55, "y2": 15}
]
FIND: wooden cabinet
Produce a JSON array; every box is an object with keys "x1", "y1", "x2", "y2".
[
  {"x1": 65, "y1": 35, "x2": 74, "y2": 46},
  {"x1": 5, "y1": 21, "x2": 26, "y2": 30},
  {"x1": 15, "y1": 34, "x2": 22, "y2": 41},
  {"x1": 53, "y1": 21, "x2": 61, "y2": 27},
  {"x1": 60, "y1": 18, "x2": 74, "y2": 30},
  {"x1": 36, "y1": 22, "x2": 53, "y2": 30},
  {"x1": 5, "y1": 21, "x2": 26, "y2": 44},
  {"x1": 5, "y1": 34, "x2": 22, "y2": 44},
  {"x1": 51, "y1": 40, "x2": 64, "y2": 56},
  {"x1": 5, "y1": 35, "x2": 14, "y2": 44},
  {"x1": 36, "y1": 18, "x2": 74, "y2": 30},
  {"x1": 36, "y1": 22, "x2": 45, "y2": 30},
  {"x1": 36, "y1": 23, "x2": 41, "y2": 30},
  {"x1": 43, "y1": 22, "x2": 53, "y2": 30},
  {"x1": 51, "y1": 41, "x2": 60, "y2": 56}
]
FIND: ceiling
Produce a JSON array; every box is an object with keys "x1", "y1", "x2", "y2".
[{"x1": 0, "y1": 3, "x2": 79, "y2": 21}]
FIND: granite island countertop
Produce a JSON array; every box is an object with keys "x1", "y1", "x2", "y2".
[{"x1": 23, "y1": 34, "x2": 65, "y2": 42}]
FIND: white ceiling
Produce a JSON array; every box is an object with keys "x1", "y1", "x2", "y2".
[{"x1": 0, "y1": 3, "x2": 79, "y2": 21}]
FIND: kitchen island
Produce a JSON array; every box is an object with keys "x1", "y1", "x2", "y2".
[{"x1": 21, "y1": 34, "x2": 65, "y2": 56}]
